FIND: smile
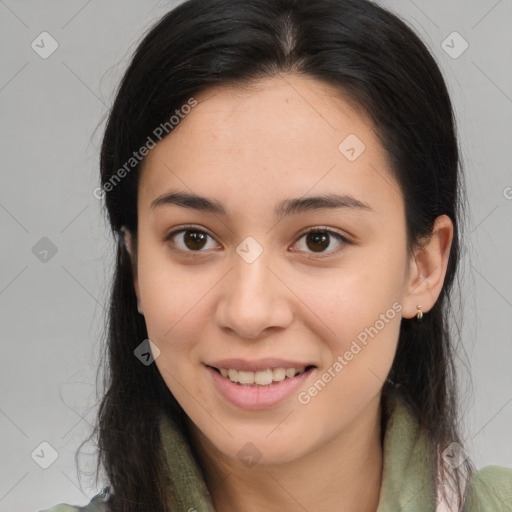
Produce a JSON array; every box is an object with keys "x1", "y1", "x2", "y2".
[{"x1": 206, "y1": 364, "x2": 317, "y2": 410}]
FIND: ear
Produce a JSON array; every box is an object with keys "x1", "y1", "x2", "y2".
[
  {"x1": 401, "y1": 215, "x2": 454, "y2": 319},
  {"x1": 121, "y1": 226, "x2": 143, "y2": 315}
]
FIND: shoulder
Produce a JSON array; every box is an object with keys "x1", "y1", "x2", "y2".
[
  {"x1": 38, "y1": 505, "x2": 80, "y2": 512},
  {"x1": 38, "y1": 486, "x2": 113, "y2": 512},
  {"x1": 465, "y1": 465, "x2": 512, "y2": 511}
]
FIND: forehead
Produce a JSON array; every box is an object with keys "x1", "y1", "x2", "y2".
[{"x1": 137, "y1": 74, "x2": 403, "y2": 218}]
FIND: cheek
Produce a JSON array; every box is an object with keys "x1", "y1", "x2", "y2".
[
  {"x1": 297, "y1": 249, "x2": 404, "y2": 386},
  {"x1": 308, "y1": 255, "x2": 404, "y2": 335},
  {"x1": 136, "y1": 251, "x2": 211, "y2": 398},
  {"x1": 136, "y1": 242, "x2": 201, "y2": 346}
]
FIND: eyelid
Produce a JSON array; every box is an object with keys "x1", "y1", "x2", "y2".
[
  {"x1": 296, "y1": 225, "x2": 350, "y2": 240},
  {"x1": 163, "y1": 223, "x2": 215, "y2": 242}
]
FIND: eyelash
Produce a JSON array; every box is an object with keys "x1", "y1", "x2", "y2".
[{"x1": 163, "y1": 224, "x2": 351, "y2": 259}]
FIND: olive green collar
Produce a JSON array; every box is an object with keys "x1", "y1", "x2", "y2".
[{"x1": 159, "y1": 389, "x2": 436, "y2": 511}]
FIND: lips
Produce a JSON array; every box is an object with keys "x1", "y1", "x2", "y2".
[{"x1": 207, "y1": 364, "x2": 317, "y2": 410}]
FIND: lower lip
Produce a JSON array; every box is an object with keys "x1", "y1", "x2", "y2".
[{"x1": 206, "y1": 365, "x2": 316, "y2": 410}]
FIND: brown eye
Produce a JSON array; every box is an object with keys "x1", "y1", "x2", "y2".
[
  {"x1": 293, "y1": 228, "x2": 349, "y2": 257},
  {"x1": 164, "y1": 225, "x2": 350, "y2": 258},
  {"x1": 165, "y1": 227, "x2": 218, "y2": 253}
]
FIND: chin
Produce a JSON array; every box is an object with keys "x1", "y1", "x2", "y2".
[{"x1": 214, "y1": 429, "x2": 308, "y2": 466}]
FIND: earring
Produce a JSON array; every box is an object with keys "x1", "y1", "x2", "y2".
[{"x1": 416, "y1": 305, "x2": 423, "y2": 320}]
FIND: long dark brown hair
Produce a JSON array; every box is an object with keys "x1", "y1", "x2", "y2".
[{"x1": 77, "y1": 0, "x2": 474, "y2": 510}]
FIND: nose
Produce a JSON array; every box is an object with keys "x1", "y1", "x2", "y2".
[{"x1": 216, "y1": 251, "x2": 294, "y2": 340}]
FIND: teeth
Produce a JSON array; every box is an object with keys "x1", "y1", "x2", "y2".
[
  {"x1": 218, "y1": 366, "x2": 308, "y2": 385},
  {"x1": 238, "y1": 370, "x2": 256, "y2": 385},
  {"x1": 272, "y1": 368, "x2": 286, "y2": 381},
  {"x1": 255, "y1": 369, "x2": 273, "y2": 385},
  {"x1": 285, "y1": 368, "x2": 297, "y2": 378}
]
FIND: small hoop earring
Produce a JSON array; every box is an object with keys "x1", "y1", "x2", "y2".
[{"x1": 416, "y1": 305, "x2": 423, "y2": 320}]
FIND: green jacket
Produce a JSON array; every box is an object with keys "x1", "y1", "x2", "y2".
[{"x1": 38, "y1": 390, "x2": 512, "y2": 511}]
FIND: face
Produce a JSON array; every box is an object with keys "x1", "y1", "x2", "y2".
[{"x1": 127, "y1": 73, "x2": 426, "y2": 467}]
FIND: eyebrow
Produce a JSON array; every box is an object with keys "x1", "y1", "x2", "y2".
[{"x1": 150, "y1": 191, "x2": 372, "y2": 217}]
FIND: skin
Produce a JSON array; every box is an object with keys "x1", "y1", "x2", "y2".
[{"x1": 123, "y1": 72, "x2": 453, "y2": 512}]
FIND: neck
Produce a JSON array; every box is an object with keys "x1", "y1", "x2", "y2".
[{"x1": 187, "y1": 394, "x2": 384, "y2": 512}]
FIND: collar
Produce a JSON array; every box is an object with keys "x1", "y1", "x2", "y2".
[{"x1": 159, "y1": 388, "x2": 436, "y2": 511}]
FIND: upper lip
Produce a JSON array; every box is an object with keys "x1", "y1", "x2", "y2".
[{"x1": 206, "y1": 358, "x2": 317, "y2": 372}]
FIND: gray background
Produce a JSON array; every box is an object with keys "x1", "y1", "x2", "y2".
[{"x1": 0, "y1": 0, "x2": 511, "y2": 510}]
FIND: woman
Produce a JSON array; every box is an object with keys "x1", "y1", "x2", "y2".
[{"x1": 39, "y1": 0, "x2": 512, "y2": 511}]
